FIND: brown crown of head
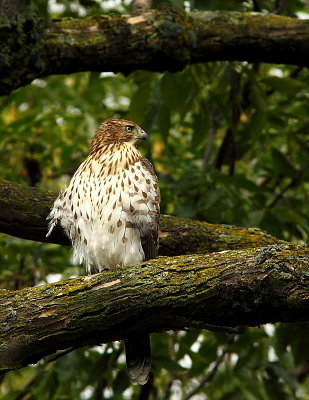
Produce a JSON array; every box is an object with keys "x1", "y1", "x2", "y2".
[{"x1": 90, "y1": 118, "x2": 148, "y2": 153}]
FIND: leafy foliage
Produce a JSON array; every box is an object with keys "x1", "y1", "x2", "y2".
[{"x1": 0, "y1": 0, "x2": 308, "y2": 399}]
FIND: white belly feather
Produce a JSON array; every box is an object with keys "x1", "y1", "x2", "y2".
[{"x1": 47, "y1": 148, "x2": 159, "y2": 273}]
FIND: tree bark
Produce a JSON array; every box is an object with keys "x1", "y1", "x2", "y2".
[
  {"x1": 0, "y1": 244, "x2": 308, "y2": 373},
  {"x1": 0, "y1": 178, "x2": 284, "y2": 256},
  {"x1": 1, "y1": 7, "x2": 309, "y2": 94}
]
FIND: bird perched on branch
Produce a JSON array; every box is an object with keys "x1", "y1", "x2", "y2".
[{"x1": 47, "y1": 118, "x2": 160, "y2": 385}]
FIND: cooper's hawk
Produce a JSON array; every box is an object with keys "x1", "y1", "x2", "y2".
[{"x1": 47, "y1": 118, "x2": 160, "y2": 385}]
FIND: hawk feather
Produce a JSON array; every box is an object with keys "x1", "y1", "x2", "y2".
[{"x1": 47, "y1": 119, "x2": 160, "y2": 384}]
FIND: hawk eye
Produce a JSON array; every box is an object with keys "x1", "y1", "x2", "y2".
[{"x1": 125, "y1": 125, "x2": 134, "y2": 133}]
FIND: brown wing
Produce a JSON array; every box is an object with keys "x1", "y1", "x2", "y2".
[
  {"x1": 139, "y1": 157, "x2": 160, "y2": 262},
  {"x1": 141, "y1": 227, "x2": 159, "y2": 261},
  {"x1": 125, "y1": 156, "x2": 159, "y2": 384}
]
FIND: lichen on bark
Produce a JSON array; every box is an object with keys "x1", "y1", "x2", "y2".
[
  {"x1": 0, "y1": 3, "x2": 44, "y2": 94},
  {"x1": 0, "y1": 178, "x2": 284, "y2": 255},
  {"x1": 0, "y1": 244, "x2": 308, "y2": 373},
  {"x1": 1, "y1": 8, "x2": 309, "y2": 94}
]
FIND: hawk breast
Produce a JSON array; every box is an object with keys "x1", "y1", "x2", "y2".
[{"x1": 56, "y1": 144, "x2": 160, "y2": 273}]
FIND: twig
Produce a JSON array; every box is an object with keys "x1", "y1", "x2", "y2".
[
  {"x1": 10, "y1": 369, "x2": 44, "y2": 400},
  {"x1": 183, "y1": 335, "x2": 235, "y2": 400},
  {"x1": 252, "y1": 0, "x2": 261, "y2": 12},
  {"x1": 162, "y1": 332, "x2": 179, "y2": 400},
  {"x1": 203, "y1": 104, "x2": 221, "y2": 173},
  {"x1": 267, "y1": 162, "x2": 309, "y2": 209},
  {"x1": 43, "y1": 347, "x2": 75, "y2": 363},
  {"x1": 94, "y1": 347, "x2": 122, "y2": 400},
  {"x1": 274, "y1": 0, "x2": 286, "y2": 14}
]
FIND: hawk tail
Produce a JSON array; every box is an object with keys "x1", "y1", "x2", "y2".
[{"x1": 124, "y1": 333, "x2": 151, "y2": 385}]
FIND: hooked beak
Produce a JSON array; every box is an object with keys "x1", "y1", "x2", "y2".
[
  {"x1": 136, "y1": 129, "x2": 148, "y2": 141},
  {"x1": 140, "y1": 131, "x2": 148, "y2": 140}
]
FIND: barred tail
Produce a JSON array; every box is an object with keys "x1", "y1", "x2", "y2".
[{"x1": 124, "y1": 333, "x2": 151, "y2": 385}]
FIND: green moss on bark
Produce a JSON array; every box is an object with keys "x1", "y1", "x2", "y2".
[{"x1": 1, "y1": 9, "x2": 309, "y2": 94}]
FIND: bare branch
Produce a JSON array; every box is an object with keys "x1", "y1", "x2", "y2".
[
  {"x1": 0, "y1": 178, "x2": 284, "y2": 255},
  {"x1": 1, "y1": 9, "x2": 309, "y2": 94},
  {"x1": 0, "y1": 244, "x2": 308, "y2": 373}
]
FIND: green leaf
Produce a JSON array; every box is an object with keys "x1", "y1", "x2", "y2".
[
  {"x1": 191, "y1": 111, "x2": 209, "y2": 149},
  {"x1": 158, "y1": 103, "x2": 171, "y2": 143},
  {"x1": 248, "y1": 85, "x2": 267, "y2": 138},
  {"x1": 263, "y1": 76, "x2": 304, "y2": 95},
  {"x1": 113, "y1": 368, "x2": 130, "y2": 395},
  {"x1": 271, "y1": 148, "x2": 296, "y2": 178}
]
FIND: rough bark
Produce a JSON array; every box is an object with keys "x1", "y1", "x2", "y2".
[
  {"x1": 0, "y1": 244, "x2": 308, "y2": 373},
  {"x1": 0, "y1": 178, "x2": 284, "y2": 255},
  {"x1": 1, "y1": 7, "x2": 309, "y2": 94},
  {"x1": 0, "y1": 0, "x2": 30, "y2": 17}
]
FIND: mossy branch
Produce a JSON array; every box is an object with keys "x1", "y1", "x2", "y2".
[
  {"x1": 1, "y1": 7, "x2": 309, "y2": 94},
  {"x1": 0, "y1": 178, "x2": 284, "y2": 255},
  {"x1": 0, "y1": 244, "x2": 308, "y2": 373}
]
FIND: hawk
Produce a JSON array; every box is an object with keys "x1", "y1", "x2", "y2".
[{"x1": 47, "y1": 118, "x2": 160, "y2": 385}]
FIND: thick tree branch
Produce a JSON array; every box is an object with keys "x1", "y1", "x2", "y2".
[
  {"x1": 1, "y1": 8, "x2": 309, "y2": 94},
  {"x1": 0, "y1": 178, "x2": 283, "y2": 255},
  {"x1": 0, "y1": 244, "x2": 308, "y2": 373}
]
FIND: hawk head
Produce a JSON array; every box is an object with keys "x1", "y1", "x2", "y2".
[{"x1": 90, "y1": 119, "x2": 148, "y2": 153}]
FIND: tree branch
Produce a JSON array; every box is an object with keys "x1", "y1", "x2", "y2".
[
  {"x1": 0, "y1": 244, "x2": 308, "y2": 373},
  {"x1": 0, "y1": 178, "x2": 284, "y2": 255},
  {"x1": 1, "y1": 8, "x2": 309, "y2": 94}
]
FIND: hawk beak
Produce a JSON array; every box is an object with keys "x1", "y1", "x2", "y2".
[{"x1": 138, "y1": 130, "x2": 148, "y2": 140}]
